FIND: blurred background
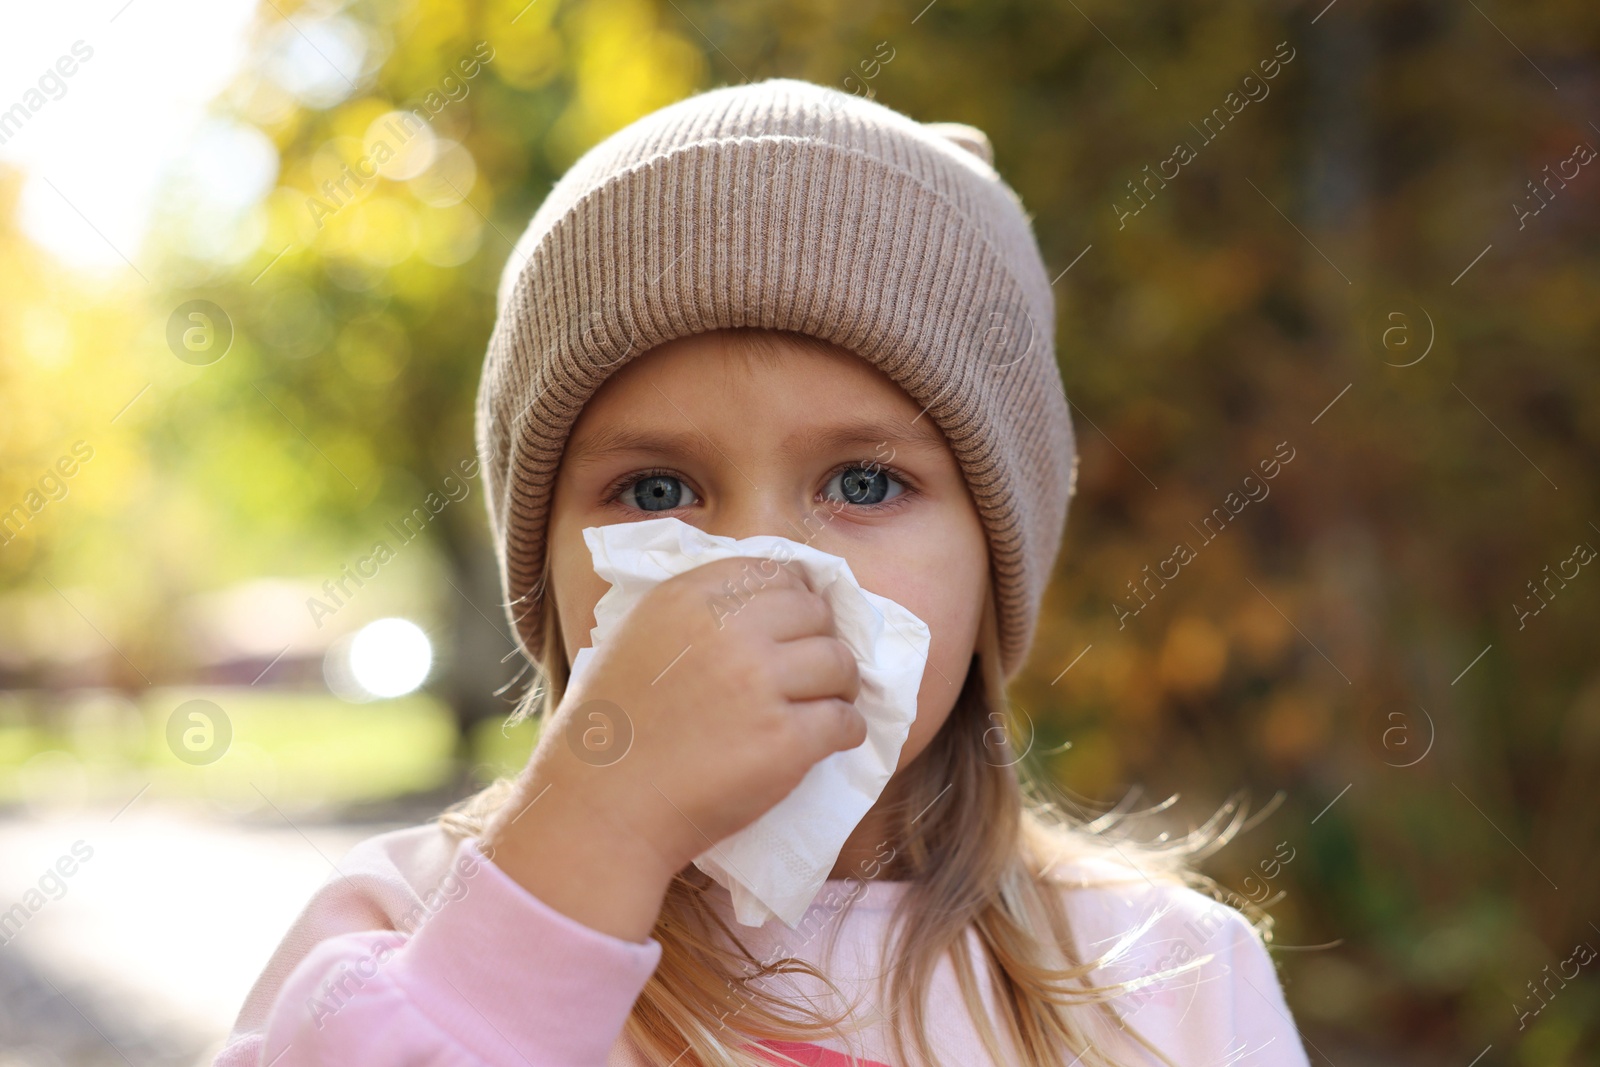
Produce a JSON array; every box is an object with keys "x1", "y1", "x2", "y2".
[{"x1": 1, "y1": 0, "x2": 1596, "y2": 1063}]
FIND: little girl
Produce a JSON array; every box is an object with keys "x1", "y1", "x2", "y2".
[{"x1": 215, "y1": 78, "x2": 1310, "y2": 1067}]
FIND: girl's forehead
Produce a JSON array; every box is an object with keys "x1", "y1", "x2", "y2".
[{"x1": 551, "y1": 330, "x2": 967, "y2": 484}]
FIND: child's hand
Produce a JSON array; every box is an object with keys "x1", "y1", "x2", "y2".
[
  {"x1": 556, "y1": 554, "x2": 867, "y2": 862},
  {"x1": 481, "y1": 555, "x2": 865, "y2": 941}
]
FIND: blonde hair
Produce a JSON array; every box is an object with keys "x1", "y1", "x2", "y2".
[{"x1": 439, "y1": 521, "x2": 1271, "y2": 1067}]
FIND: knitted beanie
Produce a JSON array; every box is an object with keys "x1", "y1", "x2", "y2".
[{"x1": 475, "y1": 77, "x2": 1076, "y2": 682}]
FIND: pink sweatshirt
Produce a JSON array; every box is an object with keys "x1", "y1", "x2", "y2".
[{"x1": 213, "y1": 822, "x2": 1311, "y2": 1066}]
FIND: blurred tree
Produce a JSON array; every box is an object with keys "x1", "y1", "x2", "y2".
[{"x1": 3, "y1": 0, "x2": 1597, "y2": 1059}]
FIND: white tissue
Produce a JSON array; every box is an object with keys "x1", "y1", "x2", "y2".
[{"x1": 566, "y1": 515, "x2": 931, "y2": 928}]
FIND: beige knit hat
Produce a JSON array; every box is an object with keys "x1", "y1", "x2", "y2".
[{"x1": 476, "y1": 77, "x2": 1076, "y2": 681}]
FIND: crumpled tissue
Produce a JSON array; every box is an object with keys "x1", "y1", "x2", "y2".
[{"x1": 566, "y1": 515, "x2": 931, "y2": 928}]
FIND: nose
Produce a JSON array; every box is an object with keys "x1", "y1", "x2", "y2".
[{"x1": 706, "y1": 485, "x2": 840, "y2": 547}]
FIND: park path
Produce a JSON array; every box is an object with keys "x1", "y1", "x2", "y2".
[{"x1": 0, "y1": 800, "x2": 413, "y2": 1066}]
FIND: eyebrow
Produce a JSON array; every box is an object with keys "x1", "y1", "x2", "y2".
[{"x1": 567, "y1": 416, "x2": 950, "y2": 468}]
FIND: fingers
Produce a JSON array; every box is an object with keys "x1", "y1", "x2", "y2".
[
  {"x1": 772, "y1": 634, "x2": 861, "y2": 704},
  {"x1": 695, "y1": 556, "x2": 836, "y2": 642},
  {"x1": 703, "y1": 554, "x2": 814, "y2": 596},
  {"x1": 738, "y1": 587, "x2": 836, "y2": 642},
  {"x1": 788, "y1": 697, "x2": 870, "y2": 760}
]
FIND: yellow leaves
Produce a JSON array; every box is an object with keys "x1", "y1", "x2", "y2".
[
  {"x1": 408, "y1": 0, "x2": 473, "y2": 48},
  {"x1": 1192, "y1": 244, "x2": 1263, "y2": 317},
  {"x1": 496, "y1": 29, "x2": 562, "y2": 91},
  {"x1": 308, "y1": 190, "x2": 415, "y2": 268},
  {"x1": 321, "y1": 432, "x2": 381, "y2": 505},
  {"x1": 1527, "y1": 264, "x2": 1599, "y2": 346},
  {"x1": 330, "y1": 95, "x2": 398, "y2": 143},
  {"x1": 364, "y1": 110, "x2": 439, "y2": 182},
  {"x1": 347, "y1": 195, "x2": 421, "y2": 267},
  {"x1": 225, "y1": 70, "x2": 300, "y2": 135},
  {"x1": 306, "y1": 135, "x2": 373, "y2": 212},
  {"x1": 408, "y1": 140, "x2": 479, "y2": 207},
  {"x1": 281, "y1": 100, "x2": 477, "y2": 269},
  {"x1": 489, "y1": 0, "x2": 563, "y2": 90},
  {"x1": 1229, "y1": 593, "x2": 1292, "y2": 668},
  {"x1": 1110, "y1": 244, "x2": 1265, "y2": 355},
  {"x1": 1111, "y1": 282, "x2": 1180, "y2": 352},
  {"x1": 1257, "y1": 688, "x2": 1331, "y2": 770},
  {"x1": 545, "y1": 0, "x2": 706, "y2": 165},
  {"x1": 255, "y1": 284, "x2": 332, "y2": 359},
  {"x1": 1157, "y1": 615, "x2": 1229, "y2": 697},
  {"x1": 336, "y1": 314, "x2": 411, "y2": 386},
  {"x1": 488, "y1": 0, "x2": 559, "y2": 29},
  {"x1": 18, "y1": 303, "x2": 71, "y2": 368},
  {"x1": 1092, "y1": 641, "x2": 1140, "y2": 693},
  {"x1": 414, "y1": 201, "x2": 485, "y2": 267}
]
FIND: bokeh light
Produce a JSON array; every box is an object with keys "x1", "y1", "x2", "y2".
[{"x1": 343, "y1": 617, "x2": 433, "y2": 699}]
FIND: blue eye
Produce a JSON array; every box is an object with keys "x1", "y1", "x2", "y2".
[
  {"x1": 823, "y1": 465, "x2": 904, "y2": 507},
  {"x1": 621, "y1": 472, "x2": 699, "y2": 512},
  {"x1": 607, "y1": 462, "x2": 914, "y2": 514}
]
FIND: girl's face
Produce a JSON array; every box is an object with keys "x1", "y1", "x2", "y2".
[{"x1": 546, "y1": 329, "x2": 990, "y2": 775}]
